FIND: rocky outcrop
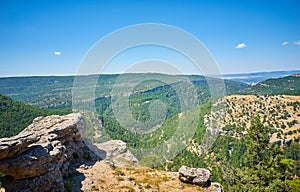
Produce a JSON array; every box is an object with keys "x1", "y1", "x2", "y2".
[
  {"x1": 179, "y1": 166, "x2": 224, "y2": 192},
  {"x1": 0, "y1": 113, "x2": 99, "y2": 192},
  {"x1": 95, "y1": 140, "x2": 138, "y2": 167}
]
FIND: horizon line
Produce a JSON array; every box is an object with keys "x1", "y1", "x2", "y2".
[{"x1": 0, "y1": 69, "x2": 300, "y2": 78}]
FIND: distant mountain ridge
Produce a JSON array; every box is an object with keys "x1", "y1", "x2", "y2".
[{"x1": 222, "y1": 70, "x2": 300, "y2": 85}]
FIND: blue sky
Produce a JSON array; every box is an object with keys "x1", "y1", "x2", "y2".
[{"x1": 0, "y1": 0, "x2": 300, "y2": 77}]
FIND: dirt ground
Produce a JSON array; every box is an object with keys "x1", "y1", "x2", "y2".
[{"x1": 76, "y1": 161, "x2": 207, "y2": 192}]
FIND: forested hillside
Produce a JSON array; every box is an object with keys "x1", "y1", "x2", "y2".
[
  {"x1": 0, "y1": 94, "x2": 71, "y2": 138},
  {"x1": 0, "y1": 76, "x2": 74, "y2": 109},
  {"x1": 0, "y1": 74, "x2": 248, "y2": 140},
  {"x1": 157, "y1": 108, "x2": 300, "y2": 191},
  {"x1": 241, "y1": 74, "x2": 300, "y2": 95},
  {"x1": 0, "y1": 74, "x2": 249, "y2": 109},
  {"x1": 207, "y1": 118, "x2": 300, "y2": 191}
]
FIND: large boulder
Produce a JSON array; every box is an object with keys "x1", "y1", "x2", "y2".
[
  {"x1": 95, "y1": 140, "x2": 138, "y2": 167},
  {"x1": 178, "y1": 165, "x2": 211, "y2": 187},
  {"x1": 178, "y1": 165, "x2": 224, "y2": 191},
  {"x1": 0, "y1": 113, "x2": 98, "y2": 192}
]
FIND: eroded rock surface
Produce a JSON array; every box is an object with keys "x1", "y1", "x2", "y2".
[
  {"x1": 179, "y1": 165, "x2": 224, "y2": 191},
  {"x1": 0, "y1": 113, "x2": 99, "y2": 192},
  {"x1": 95, "y1": 140, "x2": 138, "y2": 167}
]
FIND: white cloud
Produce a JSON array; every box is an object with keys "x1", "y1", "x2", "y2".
[
  {"x1": 54, "y1": 51, "x2": 62, "y2": 56},
  {"x1": 294, "y1": 40, "x2": 300, "y2": 45},
  {"x1": 235, "y1": 43, "x2": 246, "y2": 49},
  {"x1": 282, "y1": 41, "x2": 288, "y2": 46}
]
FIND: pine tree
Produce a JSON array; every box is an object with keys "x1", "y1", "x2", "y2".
[{"x1": 213, "y1": 116, "x2": 292, "y2": 191}]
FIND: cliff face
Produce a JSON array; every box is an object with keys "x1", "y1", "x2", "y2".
[{"x1": 0, "y1": 113, "x2": 98, "y2": 192}]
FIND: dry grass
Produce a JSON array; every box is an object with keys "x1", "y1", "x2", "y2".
[{"x1": 79, "y1": 161, "x2": 205, "y2": 192}]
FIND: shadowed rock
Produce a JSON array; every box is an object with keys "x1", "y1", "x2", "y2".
[
  {"x1": 0, "y1": 133, "x2": 40, "y2": 160},
  {"x1": 0, "y1": 113, "x2": 99, "y2": 192}
]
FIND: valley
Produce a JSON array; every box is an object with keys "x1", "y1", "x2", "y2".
[{"x1": 0, "y1": 72, "x2": 300, "y2": 191}]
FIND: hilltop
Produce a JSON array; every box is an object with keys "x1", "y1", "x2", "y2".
[{"x1": 222, "y1": 95, "x2": 300, "y2": 143}]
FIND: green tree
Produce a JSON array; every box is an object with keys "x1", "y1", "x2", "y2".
[
  {"x1": 213, "y1": 117, "x2": 291, "y2": 191},
  {"x1": 0, "y1": 94, "x2": 71, "y2": 138}
]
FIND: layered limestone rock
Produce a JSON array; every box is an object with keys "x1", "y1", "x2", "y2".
[
  {"x1": 95, "y1": 140, "x2": 139, "y2": 167},
  {"x1": 0, "y1": 113, "x2": 98, "y2": 192},
  {"x1": 179, "y1": 165, "x2": 224, "y2": 192}
]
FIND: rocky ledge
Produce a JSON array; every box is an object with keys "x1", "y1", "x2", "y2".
[{"x1": 0, "y1": 113, "x2": 98, "y2": 192}]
